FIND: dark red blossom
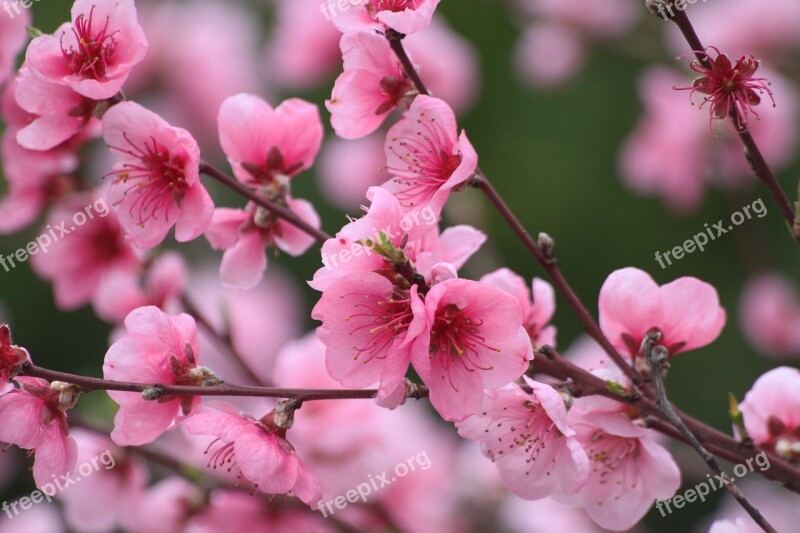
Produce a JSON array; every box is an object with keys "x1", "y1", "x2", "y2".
[
  {"x1": 0, "y1": 325, "x2": 28, "y2": 391},
  {"x1": 676, "y1": 47, "x2": 775, "y2": 131}
]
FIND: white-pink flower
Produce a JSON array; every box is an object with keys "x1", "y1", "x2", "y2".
[
  {"x1": 383, "y1": 95, "x2": 478, "y2": 218},
  {"x1": 411, "y1": 278, "x2": 533, "y2": 421},
  {"x1": 103, "y1": 101, "x2": 214, "y2": 249},
  {"x1": 457, "y1": 378, "x2": 589, "y2": 500},
  {"x1": 598, "y1": 267, "x2": 726, "y2": 360},
  {"x1": 0, "y1": 377, "x2": 78, "y2": 487},
  {"x1": 739, "y1": 366, "x2": 800, "y2": 461},
  {"x1": 740, "y1": 273, "x2": 800, "y2": 359},
  {"x1": 103, "y1": 306, "x2": 214, "y2": 446},
  {"x1": 565, "y1": 408, "x2": 680, "y2": 530},
  {"x1": 217, "y1": 94, "x2": 323, "y2": 187},
  {"x1": 481, "y1": 268, "x2": 557, "y2": 349},
  {"x1": 25, "y1": 0, "x2": 148, "y2": 100},
  {"x1": 325, "y1": 0, "x2": 440, "y2": 35},
  {"x1": 183, "y1": 402, "x2": 322, "y2": 506}
]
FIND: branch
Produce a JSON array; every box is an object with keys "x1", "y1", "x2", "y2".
[
  {"x1": 199, "y1": 161, "x2": 331, "y2": 243},
  {"x1": 18, "y1": 363, "x2": 429, "y2": 404},
  {"x1": 669, "y1": 10, "x2": 797, "y2": 235},
  {"x1": 531, "y1": 348, "x2": 800, "y2": 494},
  {"x1": 643, "y1": 336, "x2": 776, "y2": 533}
]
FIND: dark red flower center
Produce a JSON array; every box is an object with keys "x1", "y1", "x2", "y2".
[{"x1": 60, "y1": 6, "x2": 119, "y2": 81}]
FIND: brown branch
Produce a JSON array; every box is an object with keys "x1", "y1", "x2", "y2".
[
  {"x1": 199, "y1": 161, "x2": 331, "y2": 243},
  {"x1": 18, "y1": 362, "x2": 429, "y2": 404}
]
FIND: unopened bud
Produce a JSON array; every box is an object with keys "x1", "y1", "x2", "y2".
[
  {"x1": 50, "y1": 381, "x2": 81, "y2": 411},
  {"x1": 189, "y1": 366, "x2": 223, "y2": 387},
  {"x1": 274, "y1": 399, "x2": 299, "y2": 429},
  {"x1": 538, "y1": 233, "x2": 555, "y2": 260},
  {"x1": 142, "y1": 385, "x2": 166, "y2": 401}
]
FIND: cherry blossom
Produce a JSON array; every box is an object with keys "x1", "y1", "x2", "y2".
[
  {"x1": 739, "y1": 366, "x2": 800, "y2": 462},
  {"x1": 0, "y1": 8, "x2": 29, "y2": 86},
  {"x1": 205, "y1": 199, "x2": 320, "y2": 289},
  {"x1": 480, "y1": 268, "x2": 557, "y2": 349},
  {"x1": 327, "y1": 31, "x2": 416, "y2": 140},
  {"x1": 325, "y1": 0, "x2": 441, "y2": 35},
  {"x1": 598, "y1": 267, "x2": 726, "y2": 361},
  {"x1": 457, "y1": 378, "x2": 589, "y2": 499},
  {"x1": 739, "y1": 273, "x2": 800, "y2": 358},
  {"x1": 0, "y1": 377, "x2": 79, "y2": 487},
  {"x1": 564, "y1": 408, "x2": 681, "y2": 530},
  {"x1": 25, "y1": 0, "x2": 148, "y2": 100},
  {"x1": 411, "y1": 278, "x2": 533, "y2": 421},
  {"x1": 383, "y1": 95, "x2": 478, "y2": 218},
  {"x1": 217, "y1": 94, "x2": 323, "y2": 187},
  {"x1": 103, "y1": 306, "x2": 217, "y2": 446},
  {"x1": 183, "y1": 402, "x2": 321, "y2": 505},
  {"x1": 103, "y1": 101, "x2": 214, "y2": 249}
]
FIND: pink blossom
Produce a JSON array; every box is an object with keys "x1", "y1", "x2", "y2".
[
  {"x1": 411, "y1": 279, "x2": 533, "y2": 421},
  {"x1": 739, "y1": 366, "x2": 800, "y2": 461},
  {"x1": 205, "y1": 199, "x2": 320, "y2": 290},
  {"x1": 327, "y1": 31, "x2": 415, "y2": 139},
  {"x1": 480, "y1": 268, "x2": 557, "y2": 348},
  {"x1": 598, "y1": 267, "x2": 726, "y2": 361},
  {"x1": 59, "y1": 429, "x2": 147, "y2": 533},
  {"x1": 0, "y1": 377, "x2": 79, "y2": 487},
  {"x1": 709, "y1": 518, "x2": 752, "y2": 533},
  {"x1": 0, "y1": 8, "x2": 29, "y2": 85},
  {"x1": 103, "y1": 306, "x2": 211, "y2": 446},
  {"x1": 312, "y1": 272, "x2": 425, "y2": 403},
  {"x1": 25, "y1": 0, "x2": 148, "y2": 100},
  {"x1": 457, "y1": 378, "x2": 589, "y2": 499},
  {"x1": 93, "y1": 251, "x2": 187, "y2": 323},
  {"x1": 325, "y1": 0, "x2": 440, "y2": 35},
  {"x1": 0, "y1": 505, "x2": 65, "y2": 533},
  {"x1": 707, "y1": 477, "x2": 800, "y2": 533},
  {"x1": 103, "y1": 101, "x2": 214, "y2": 249},
  {"x1": 183, "y1": 402, "x2": 322, "y2": 505},
  {"x1": 565, "y1": 409, "x2": 680, "y2": 530},
  {"x1": 310, "y1": 187, "x2": 436, "y2": 292},
  {"x1": 740, "y1": 273, "x2": 800, "y2": 359},
  {"x1": 30, "y1": 192, "x2": 142, "y2": 310},
  {"x1": 0, "y1": 325, "x2": 29, "y2": 396},
  {"x1": 407, "y1": 225, "x2": 486, "y2": 284},
  {"x1": 383, "y1": 95, "x2": 478, "y2": 218},
  {"x1": 13, "y1": 67, "x2": 97, "y2": 151},
  {"x1": 217, "y1": 94, "x2": 323, "y2": 187}
]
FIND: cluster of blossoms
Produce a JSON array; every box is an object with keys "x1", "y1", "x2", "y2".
[{"x1": 0, "y1": 0, "x2": 797, "y2": 532}]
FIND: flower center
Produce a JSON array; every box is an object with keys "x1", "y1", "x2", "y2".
[
  {"x1": 345, "y1": 292, "x2": 414, "y2": 364},
  {"x1": 483, "y1": 400, "x2": 559, "y2": 475},
  {"x1": 60, "y1": 6, "x2": 119, "y2": 81},
  {"x1": 386, "y1": 113, "x2": 462, "y2": 207},
  {"x1": 109, "y1": 134, "x2": 189, "y2": 227},
  {"x1": 585, "y1": 430, "x2": 641, "y2": 504},
  {"x1": 429, "y1": 304, "x2": 497, "y2": 391}
]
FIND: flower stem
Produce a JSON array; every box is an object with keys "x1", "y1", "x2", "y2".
[{"x1": 199, "y1": 161, "x2": 331, "y2": 243}]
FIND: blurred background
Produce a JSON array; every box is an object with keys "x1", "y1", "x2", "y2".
[{"x1": 0, "y1": 0, "x2": 798, "y2": 531}]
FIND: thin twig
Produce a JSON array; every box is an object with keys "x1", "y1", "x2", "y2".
[
  {"x1": 199, "y1": 161, "x2": 331, "y2": 243},
  {"x1": 19, "y1": 362, "x2": 429, "y2": 403},
  {"x1": 643, "y1": 334, "x2": 776, "y2": 533}
]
